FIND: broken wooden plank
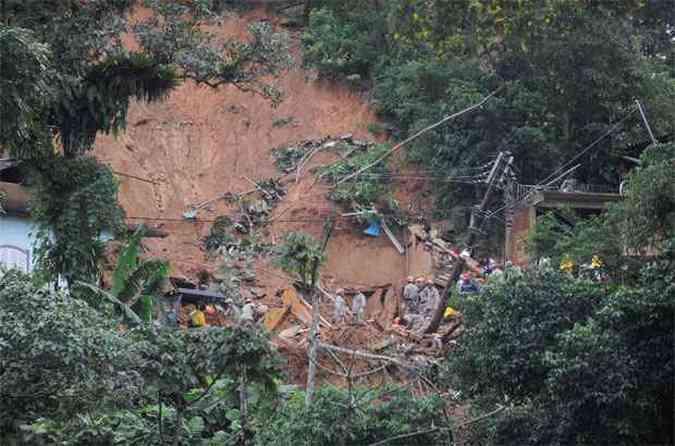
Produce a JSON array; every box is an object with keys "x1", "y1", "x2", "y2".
[
  {"x1": 281, "y1": 288, "x2": 312, "y2": 326},
  {"x1": 263, "y1": 305, "x2": 291, "y2": 332},
  {"x1": 381, "y1": 219, "x2": 405, "y2": 254},
  {"x1": 281, "y1": 288, "x2": 332, "y2": 328}
]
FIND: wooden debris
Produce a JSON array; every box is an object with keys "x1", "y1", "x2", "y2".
[
  {"x1": 278, "y1": 324, "x2": 303, "y2": 339},
  {"x1": 263, "y1": 305, "x2": 291, "y2": 332},
  {"x1": 381, "y1": 219, "x2": 405, "y2": 254},
  {"x1": 281, "y1": 288, "x2": 333, "y2": 329}
]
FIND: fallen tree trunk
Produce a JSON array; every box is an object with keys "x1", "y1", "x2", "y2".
[
  {"x1": 424, "y1": 259, "x2": 464, "y2": 334},
  {"x1": 318, "y1": 342, "x2": 414, "y2": 370}
]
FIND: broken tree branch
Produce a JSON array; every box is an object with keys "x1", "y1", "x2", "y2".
[
  {"x1": 368, "y1": 427, "x2": 441, "y2": 446},
  {"x1": 335, "y1": 86, "x2": 504, "y2": 185},
  {"x1": 424, "y1": 259, "x2": 464, "y2": 334},
  {"x1": 318, "y1": 342, "x2": 413, "y2": 370},
  {"x1": 457, "y1": 404, "x2": 506, "y2": 427}
]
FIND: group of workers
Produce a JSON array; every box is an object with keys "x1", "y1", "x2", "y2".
[
  {"x1": 333, "y1": 288, "x2": 366, "y2": 324},
  {"x1": 401, "y1": 276, "x2": 442, "y2": 331},
  {"x1": 184, "y1": 298, "x2": 262, "y2": 328}
]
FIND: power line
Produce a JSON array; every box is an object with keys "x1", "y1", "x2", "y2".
[
  {"x1": 480, "y1": 107, "x2": 639, "y2": 225},
  {"x1": 537, "y1": 108, "x2": 638, "y2": 185}
]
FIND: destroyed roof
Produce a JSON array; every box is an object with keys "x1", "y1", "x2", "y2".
[{"x1": 175, "y1": 287, "x2": 226, "y2": 304}]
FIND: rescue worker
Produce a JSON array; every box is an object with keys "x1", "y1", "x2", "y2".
[
  {"x1": 402, "y1": 276, "x2": 419, "y2": 315},
  {"x1": 189, "y1": 304, "x2": 207, "y2": 327},
  {"x1": 458, "y1": 272, "x2": 480, "y2": 294},
  {"x1": 417, "y1": 277, "x2": 431, "y2": 312},
  {"x1": 352, "y1": 291, "x2": 366, "y2": 324},
  {"x1": 239, "y1": 299, "x2": 256, "y2": 324},
  {"x1": 334, "y1": 288, "x2": 347, "y2": 324},
  {"x1": 424, "y1": 278, "x2": 441, "y2": 317}
]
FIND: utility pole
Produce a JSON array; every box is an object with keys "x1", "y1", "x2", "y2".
[
  {"x1": 305, "y1": 207, "x2": 336, "y2": 405},
  {"x1": 466, "y1": 152, "x2": 509, "y2": 252},
  {"x1": 636, "y1": 99, "x2": 657, "y2": 146}
]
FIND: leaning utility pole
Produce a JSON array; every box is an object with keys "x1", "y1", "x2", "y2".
[
  {"x1": 466, "y1": 152, "x2": 511, "y2": 252},
  {"x1": 305, "y1": 208, "x2": 336, "y2": 405},
  {"x1": 636, "y1": 99, "x2": 657, "y2": 146}
]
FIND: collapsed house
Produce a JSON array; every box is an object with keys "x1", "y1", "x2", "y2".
[{"x1": 505, "y1": 184, "x2": 622, "y2": 266}]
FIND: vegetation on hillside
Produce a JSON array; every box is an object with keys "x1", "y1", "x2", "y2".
[
  {"x1": 0, "y1": 1, "x2": 673, "y2": 445},
  {"x1": 301, "y1": 0, "x2": 675, "y2": 219}
]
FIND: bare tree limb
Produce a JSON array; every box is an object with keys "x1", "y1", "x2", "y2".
[
  {"x1": 318, "y1": 342, "x2": 414, "y2": 370},
  {"x1": 457, "y1": 404, "x2": 506, "y2": 427},
  {"x1": 368, "y1": 427, "x2": 440, "y2": 446}
]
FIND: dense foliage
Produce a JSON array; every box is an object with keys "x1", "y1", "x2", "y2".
[
  {"x1": 256, "y1": 385, "x2": 448, "y2": 446},
  {"x1": 1, "y1": 0, "x2": 291, "y2": 288},
  {"x1": 273, "y1": 231, "x2": 326, "y2": 286},
  {"x1": 30, "y1": 156, "x2": 125, "y2": 286},
  {"x1": 445, "y1": 258, "x2": 674, "y2": 445},
  {"x1": 527, "y1": 143, "x2": 675, "y2": 277},
  {"x1": 0, "y1": 270, "x2": 282, "y2": 445},
  {"x1": 301, "y1": 0, "x2": 675, "y2": 220}
]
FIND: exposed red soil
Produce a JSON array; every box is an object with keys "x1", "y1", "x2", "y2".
[
  {"x1": 94, "y1": 7, "x2": 391, "y2": 282},
  {"x1": 94, "y1": 8, "x2": 449, "y2": 390}
]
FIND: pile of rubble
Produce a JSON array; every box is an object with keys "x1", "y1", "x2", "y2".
[
  {"x1": 271, "y1": 134, "x2": 374, "y2": 174},
  {"x1": 262, "y1": 286, "x2": 464, "y2": 389},
  {"x1": 408, "y1": 224, "x2": 482, "y2": 287}
]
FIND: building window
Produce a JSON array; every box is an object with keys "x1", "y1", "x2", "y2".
[{"x1": 0, "y1": 245, "x2": 30, "y2": 273}]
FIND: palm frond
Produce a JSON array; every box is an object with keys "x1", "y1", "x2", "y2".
[
  {"x1": 75, "y1": 281, "x2": 142, "y2": 326},
  {"x1": 111, "y1": 225, "x2": 145, "y2": 297},
  {"x1": 117, "y1": 258, "x2": 169, "y2": 306}
]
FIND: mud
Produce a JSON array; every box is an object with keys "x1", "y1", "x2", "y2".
[{"x1": 94, "y1": 8, "x2": 382, "y2": 279}]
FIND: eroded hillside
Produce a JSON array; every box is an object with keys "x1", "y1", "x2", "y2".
[{"x1": 93, "y1": 7, "x2": 414, "y2": 288}]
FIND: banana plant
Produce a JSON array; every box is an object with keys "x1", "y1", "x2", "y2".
[{"x1": 78, "y1": 226, "x2": 168, "y2": 325}]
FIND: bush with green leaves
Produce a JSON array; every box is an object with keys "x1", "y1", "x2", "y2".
[
  {"x1": 78, "y1": 226, "x2": 169, "y2": 324},
  {"x1": 204, "y1": 215, "x2": 235, "y2": 253},
  {"x1": 320, "y1": 142, "x2": 391, "y2": 208},
  {"x1": 256, "y1": 385, "x2": 448, "y2": 446},
  {"x1": 300, "y1": 6, "x2": 384, "y2": 79},
  {"x1": 30, "y1": 155, "x2": 125, "y2": 287},
  {"x1": 273, "y1": 231, "x2": 325, "y2": 286},
  {"x1": 0, "y1": 271, "x2": 141, "y2": 437},
  {"x1": 445, "y1": 261, "x2": 674, "y2": 445}
]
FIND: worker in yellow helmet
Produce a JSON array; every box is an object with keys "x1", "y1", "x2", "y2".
[
  {"x1": 560, "y1": 256, "x2": 575, "y2": 274},
  {"x1": 190, "y1": 304, "x2": 207, "y2": 328}
]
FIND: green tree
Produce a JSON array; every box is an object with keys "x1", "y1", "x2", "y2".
[
  {"x1": 273, "y1": 231, "x2": 325, "y2": 287},
  {"x1": 30, "y1": 156, "x2": 125, "y2": 286},
  {"x1": 445, "y1": 263, "x2": 674, "y2": 445},
  {"x1": 78, "y1": 226, "x2": 169, "y2": 324},
  {"x1": 0, "y1": 271, "x2": 141, "y2": 439}
]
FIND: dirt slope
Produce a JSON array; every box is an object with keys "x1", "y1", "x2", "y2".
[{"x1": 93, "y1": 8, "x2": 411, "y2": 288}]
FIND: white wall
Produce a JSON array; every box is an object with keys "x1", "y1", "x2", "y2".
[{"x1": 0, "y1": 215, "x2": 36, "y2": 272}]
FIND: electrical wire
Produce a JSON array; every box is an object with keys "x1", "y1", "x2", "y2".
[{"x1": 479, "y1": 107, "x2": 638, "y2": 226}]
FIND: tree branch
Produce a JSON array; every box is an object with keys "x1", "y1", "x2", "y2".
[
  {"x1": 368, "y1": 427, "x2": 440, "y2": 446},
  {"x1": 336, "y1": 86, "x2": 504, "y2": 185}
]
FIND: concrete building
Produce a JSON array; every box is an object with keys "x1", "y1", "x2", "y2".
[{"x1": 505, "y1": 187, "x2": 622, "y2": 266}]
